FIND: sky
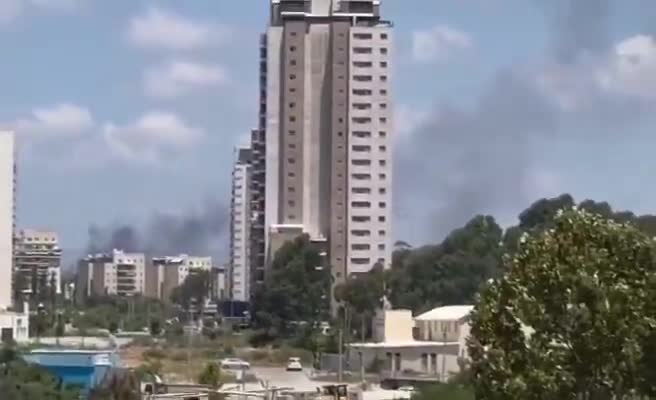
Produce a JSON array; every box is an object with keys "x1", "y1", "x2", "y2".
[{"x1": 1, "y1": 0, "x2": 655, "y2": 265}]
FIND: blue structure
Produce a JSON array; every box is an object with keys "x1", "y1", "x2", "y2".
[{"x1": 23, "y1": 349, "x2": 121, "y2": 395}]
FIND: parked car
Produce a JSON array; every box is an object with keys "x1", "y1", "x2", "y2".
[
  {"x1": 286, "y1": 357, "x2": 303, "y2": 372},
  {"x1": 220, "y1": 358, "x2": 251, "y2": 371}
]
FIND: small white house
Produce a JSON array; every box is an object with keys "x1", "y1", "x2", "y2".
[
  {"x1": 349, "y1": 305, "x2": 473, "y2": 382},
  {"x1": 0, "y1": 303, "x2": 30, "y2": 343}
]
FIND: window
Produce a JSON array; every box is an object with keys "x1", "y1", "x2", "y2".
[
  {"x1": 379, "y1": 160, "x2": 387, "y2": 167},
  {"x1": 379, "y1": 117, "x2": 387, "y2": 123},
  {"x1": 288, "y1": 172, "x2": 296, "y2": 177},
  {"x1": 380, "y1": 48, "x2": 388, "y2": 55},
  {"x1": 378, "y1": 244, "x2": 386, "y2": 250},
  {"x1": 288, "y1": 158, "x2": 296, "y2": 164},
  {"x1": 290, "y1": 74, "x2": 296, "y2": 80},
  {"x1": 352, "y1": 173, "x2": 371, "y2": 180},
  {"x1": 289, "y1": 187, "x2": 295, "y2": 193},
  {"x1": 353, "y1": 103, "x2": 372, "y2": 110},
  {"x1": 353, "y1": 89, "x2": 372, "y2": 96},
  {"x1": 289, "y1": 130, "x2": 296, "y2": 136},
  {"x1": 352, "y1": 187, "x2": 371, "y2": 194},
  {"x1": 353, "y1": 131, "x2": 371, "y2": 138},
  {"x1": 290, "y1": 46, "x2": 297, "y2": 52},
  {"x1": 289, "y1": 102, "x2": 296, "y2": 108},
  {"x1": 353, "y1": 145, "x2": 372, "y2": 152},
  {"x1": 351, "y1": 229, "x2": 371, "y2": 236},
  {"x1": 289, "y1": 143, "x2": 296, "y2": 149},
  {"x1": 354, "y1": 33, "x2": 373, "y2": 40},
  {"x1": 379, "y1": 187, "x2": 387, "y2": 194},
  {"x1": 381, "y1": 33, "x2": 388, "y2": 40},
  {"x1": 352, "y1": 244, "x2": 371, "y2": 250},
  {"x1": 380, "y1": 145, "x2": 387, "y2": 152},
  {"x1": 380, "y1": 89, "x2": 388, "y2": 95},
  {"x1": 290, "y1": 87, "x2": 296, "y2": 93},
  {"x1": 354, "y1": 47, "x2": 373, "y2": 54},
  {"x1": 379, "y1": 103, "x2": 387, "y2": 109},
  {"x1": 354, "y1": 61, "x2": 373, "y2": 68},
  {"x1": 354, "y1": 75, "x2": 373, "y2": 82},
  {"x1": 351, "y1": 258, "x2": 371, "y2": 265},
  {"x1": 380, "y1": 75, "x2": 388, "y2": 82},
  {"x1": 378, "y1": 216, "x2": 386, "y2": 222},
  {"x1": 352, "y1": 117, "x2": 372, "y2": 124},
  {"x1": 290, "y1": 116, "x2": 296, "y2": 122},
  {"x1": 379, "y1": 131, "x2": 387, "y2": 138},
  {"x1": 352, "y1": 159, "x2": 371, "y2": 166},
  {"x1": 290, "y1": 59, "x2": 297, "y2": 66},
  {"x1": 288, "y1": 200, "x2": 296, "y2": 207},
  {"x1": 379, "y1": 173, "x2": 387, "y2": 179},
  {"x1": 380, "y1": 61, "x2": 388, "y2": 68},
  {"x1": 352, "y1": 202, "x2": 372, "y2": 208},
  {"x1": 379, "y1": 202, "x2": 387, "y2": 208},
  {"x1": 379, "y1": 230, "x2": 387, "y2": 236}
]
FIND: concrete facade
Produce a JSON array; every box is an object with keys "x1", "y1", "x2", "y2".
[
  {"x1": 351, "y1": 306, "x2": 473, "y2": 382},
  {"x1": 14, "y1": 229, "x2": 62, "y2": 297},
  {"x1": 230, "y1": 147, "x2": 252, "y2": 302},
  {"x1": 258, "y1": 0, "x2": 394, "y2": 290},
  {"x1": 0, "y1": 131, "x2": 15, "y2": 310},
  {"x1": 0, "y1": 303, "x2": 29, "y2": 344},
  {"x1": 151, "y1": 254, "x2": 212, "y2": 302},
  {"x1": 76, "y1": 250, "x2": 146, "y2": 300}
]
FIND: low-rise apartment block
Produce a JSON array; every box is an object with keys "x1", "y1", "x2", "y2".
[
  {"x1": 76, "y1": 250, "x2": 146, "y2": 301},
  {"x1": 149, "y1": 254, "x2": 212, "y2": 302},
  {"x1": 14, "y1": 229, "x2": 62, "y2": 298}
]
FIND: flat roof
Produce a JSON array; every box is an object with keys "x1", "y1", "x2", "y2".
[
  {"x1": 348, "y1": 340, "x2": 459, "y2": 349},
  {"x1": 414, "y1": 305, "x2": 474, "y2": 322}
]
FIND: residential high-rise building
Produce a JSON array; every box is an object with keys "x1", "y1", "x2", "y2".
[
  {"x1": 0, "y1": 131, "x2": 15, "y2": 310},
  {"x1": 76, "y1": 250, "x2": 146, "y2": 301},
  {"x1": 230, "y1": 147, "x2": 252, "y2": 302},
  {"x1": 253, "y1": 0, "x2": 393, "y2": 290},
  {"x1": 150, "y1": 254, "x2": 212, "y2": 302},
  {"x1": 13, "y1": 229, "x2": 62, "y2": 298}
]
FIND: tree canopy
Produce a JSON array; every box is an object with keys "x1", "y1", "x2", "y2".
[
  {"x1": 251, "y1": 234, "x2": 332, "y2": 337},
  {"x1": 468, "y1": 207, "x2": 656, "y2": 399}
]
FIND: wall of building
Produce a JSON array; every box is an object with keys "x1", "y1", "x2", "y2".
[
  {"x1": 0, "y1": 132, "x2": 14, "y2": 310},
  {"x1": 14, "y1": 229, "x2": 63, "y2": 297},
  {"x1": 231, "y1": 150, "x2": 252, "y2": 302}
]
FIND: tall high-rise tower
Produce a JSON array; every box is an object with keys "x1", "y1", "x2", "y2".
[
  {"x1": 253, "y1": 0, "x2": 393, "y2": 288},
  {"x1": 230, "y1": 146, "x2": 253, "y2": 302},
  {"x1": 0, "y1": 131, "x2": 16, "y2": 310}
]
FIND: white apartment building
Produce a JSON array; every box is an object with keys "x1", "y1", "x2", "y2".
[
  {"x1": 0, "y1": 131, "x2": 15, "y2": 310},
  {"x1": 14, "y1": 229, "x2": 62, "y2": 296},
  {"x1": 76, "y1": 250, "x2": 146, "y2": 300},
  {"x1": 258, "y1": 0, "x2": 393, "y2": 287},
  {"x1": 230, "y1": 147, "x2": 252, "y2": 302},
  {"x1": 151, "y1": 254, "x2": 212, "y2": 302}
]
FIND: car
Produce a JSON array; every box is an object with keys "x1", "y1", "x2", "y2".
[
  {"x1": 286, "y1": 357, "x2": 303, "y2": 372},
  {"x1": 220, "y1": 358, "x2": 251, "y2": 371},
  {"x1": 398, "y1": 386, "x2": 416, "y2": 395}
]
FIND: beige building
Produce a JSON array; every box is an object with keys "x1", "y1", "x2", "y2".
[
  {"x1": 14, "y1": 229, "x2": 62, "y2": 297},
  {"x1": 0, "y1": 131, "x2": 15, "y2": 310},
  {"x1": 76, "y1": 250, "x2": 146, "y2": 301},
  {"x1": 350, "y1": 305, "x2": 474, "y2": 382},
  {"x1": 229, "y1": 147, "x2": 252, "y2": 302},
  {"x1": 0, "y1": 303, "x2": 29, "y2": 344},
  {"x1": 252, "y1": 0, "x2": 394, "y2": 294},
  {"x1": 149, "y1": 255, "x2": 212, "y2": 302}
]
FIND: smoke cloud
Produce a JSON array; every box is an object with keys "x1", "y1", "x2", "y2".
[
  {"x1": 395, "y1": 0, "x2": 653, "y2": 243},
  {"x1": 86, "y1": 198, "x2": 229, "y2": 261}
]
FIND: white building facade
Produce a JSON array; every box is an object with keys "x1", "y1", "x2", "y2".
[
  {"x1": 77, "y1": 250, "x2": 146, "y2": 300},
  {"x1": 259, "y1": 0, "x2": 393, "y2": 288},
  {"x1": 0, "y1": 131, "x2": 15, "y2": 310},
  {"x1": 14, "y1": 229, "x2": 62, "y2": 296},
  {"x1": 230, "y1": 147, "x2": 252, "y2": 302}
]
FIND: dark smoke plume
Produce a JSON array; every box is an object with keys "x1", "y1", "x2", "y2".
[
  {"x1": 86, "y1": 198, "x2": 229, "y2": 260},
  {"x1": 394, "y1": 0, "x2": 652, "y2": 243}
]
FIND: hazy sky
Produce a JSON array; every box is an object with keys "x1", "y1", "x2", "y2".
[{"x1": 0, "y1": 0, "x2": 654, "y2": 261}]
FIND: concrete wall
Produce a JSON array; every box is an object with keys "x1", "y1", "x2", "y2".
[{"x1": 0, "y1": 132, "x2": 14, "y2": 310}]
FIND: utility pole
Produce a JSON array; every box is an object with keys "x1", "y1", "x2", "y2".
[{"x1": 338, "y1": 329, "x2": 343, "y2": 382}]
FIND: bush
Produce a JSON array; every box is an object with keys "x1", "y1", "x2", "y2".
[{"x1": 143, "y1": 348, "x2": 166, "y2": 360}]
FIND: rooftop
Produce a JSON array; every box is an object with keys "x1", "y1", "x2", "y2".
[{"x1": 414, "y1": 305, "x2": 474, "y2": 322}]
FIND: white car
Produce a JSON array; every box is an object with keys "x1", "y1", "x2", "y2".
[
  {"x1": 286, "y1": 357, "x2": 303, "y2": 372},
  {"x1": 220, "y1": 358, "x2": 251, "y2": 371}
]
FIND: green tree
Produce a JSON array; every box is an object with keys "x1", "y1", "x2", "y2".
[
  {"x1": 149, "y1": 318, "x2": 162, "y2": 336},
  {"x1": 251, "y1": 235, "x2": 331, "y2": 338},
  {"x1": 388, "y1": 215, "x2": 502, "y2": 312},
  {"x1": 334, "y1": 264, "x2": 385, "y2": 341},
  {"x1": 469, "y1": 208, "x2": 656, "y2": 399},
  {"x1": 412, "y1": 384, "x2": 474, "y2": 400},
  {"x1": 198, "y1": 362, "x2": 222, "y2": 387},
  {"x1": 171, "y1": 270, "x2": 212, "y2": 317}
]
